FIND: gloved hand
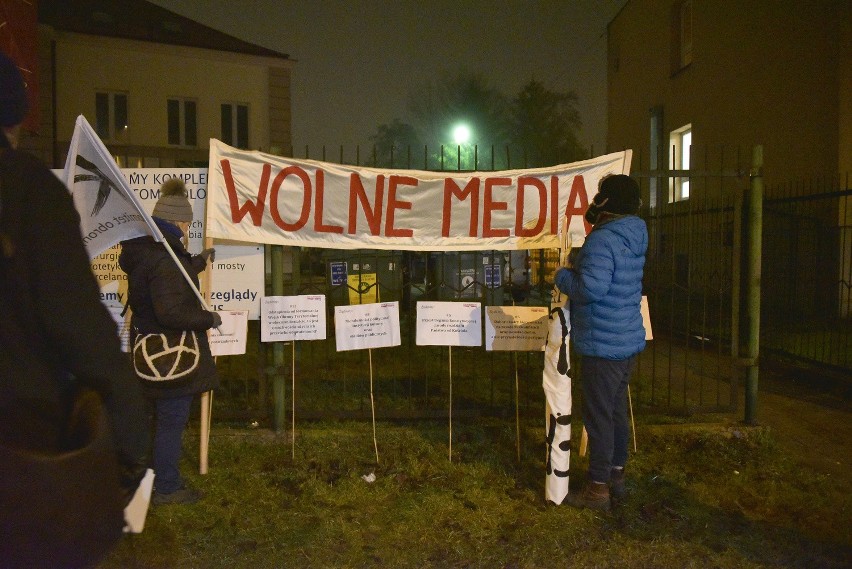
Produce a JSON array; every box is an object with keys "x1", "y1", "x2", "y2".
[
  {"x1": 210, "y1": 311, "x2": 223, "y2": 328},
  {"x1": 200, "y1": 248, "x2": 216, "y2": 263}
]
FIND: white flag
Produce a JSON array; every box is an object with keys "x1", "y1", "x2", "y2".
[
  {"x1": 63, "y1": 115, "x2": 163, "y2": 259},
  {"x1": 63, "y1": 115, "x2": 210, "y2": 310}
]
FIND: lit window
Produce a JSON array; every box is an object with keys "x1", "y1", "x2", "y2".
[
  {"x1": 95, "y1": 92, "x2": 128, "y2": 142},
  {"x1": 221, "y1": 103, "x2": 249, "y2": 149},
  {"x1": 167, "y1": 98, "x2": 197, "y2": 147},
  {"x1": 669, "y1": 124, "x2": 691, "y2": 202}
]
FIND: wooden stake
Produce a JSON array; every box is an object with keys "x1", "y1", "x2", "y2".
[
  {"x1": 628, "y1": 385, "x2": 637, "y2": 452},
  {"x1": 448, "y1": 346, "x2": 453, "y2": 462},
  {"x1": 514, "y1": 352, "x2": 520, "y2": 462},
  {"x1": 579, "y1": 426, "x2": 588, "y2": 457},
  {"x1": 291, "y1": 341, "x2": 296, "y2": 460},
  {"x1": 368, "y1": 349, "x2": 379, "y2": 463}
]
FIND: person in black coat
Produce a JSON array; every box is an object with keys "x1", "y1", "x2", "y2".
[
  {"x1": 0, "y1": 52, "x2": 149, "y2": 567},
  {"x1": 119, "y1": 178, "x2": 220, "y2": 505}
]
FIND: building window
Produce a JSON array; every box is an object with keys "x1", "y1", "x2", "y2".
[
  {"x1": 671, "y1": 0, "x2": 693, "y2": 73},
  {"x1": 167, "y1": 98, "x2": 197, "y2": 147},
  {"x1": 95, "y1": 92, "x2": 128, "y2": 141},
  {"x1": 221, "y1": 103, "x2": 249, "y2": 149},
  {"x1": 670, "y1": 124, "x2": 691, "y2": 202}
]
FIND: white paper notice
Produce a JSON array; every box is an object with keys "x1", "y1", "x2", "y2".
[
  {"x1": 334, "y1": 302, "x2": 401, "y2": 351},
  {"x1": 261, "y1": 295, "x2": 327, "y2": 342},
  {"x1": 123, "y1": 468, "x2": 154, "y2": 534},
  {"x1": 484, "y1": 306, "x2": 549, "y2": 352},
  {"x1": 415, "y1": 301, "x2": 482, "y2": 347},
  {"x1": 209, "y1": 310, "x2": 249, "y2": 356}
]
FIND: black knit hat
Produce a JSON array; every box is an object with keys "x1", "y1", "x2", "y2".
[
  {"x1": 152, "y1": 178, "x2": 193, "y2": 222},
  {"x1": 596, "y1": 174, "x2": 641, "y2": 215},
  {"x1": 0, "y1": 52, "x2": 29, "y2": 127}
]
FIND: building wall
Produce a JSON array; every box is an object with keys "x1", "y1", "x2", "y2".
[
  {"x1": 30, "y1": 26, "x2": 293, "y2": 167},
  {"x1": 607, "y1": 0, "x2": 844, "y2": 190}
]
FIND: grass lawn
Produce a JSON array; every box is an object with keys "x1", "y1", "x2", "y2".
[{"x1": 100, "y1": 417, "x2": 850, "y2": 568}]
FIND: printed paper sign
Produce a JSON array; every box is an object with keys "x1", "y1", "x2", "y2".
[
  {"x1": 261, "y1": 295, "x2": 327, "y2": 342},
  {"x1": 485, "y1": 306, "x2": 549, "y2": 352},
  {"x1": 209, "y1": 311, "x2": 249, "y2": 356},
  {"x1": 334, "y1": 302, "x2": 401, "y2": 351},
  {"x1": 415, "y1": 301, "x2": 482, "y2": 347},
  {"x1": 348, "y1": 273, "x2": 378, "y2": 304}
]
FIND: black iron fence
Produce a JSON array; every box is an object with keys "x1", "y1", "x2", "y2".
[{"x1": 209, "y1": 145, "x2": 850, "y2": 424}]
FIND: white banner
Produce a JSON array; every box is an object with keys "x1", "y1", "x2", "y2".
[{"x1": 207, "y1": 140, "x2": 632, "y2": 251}]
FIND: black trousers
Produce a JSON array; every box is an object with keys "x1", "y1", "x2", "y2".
[{"x1": 580, "y1": 355, "x2": 635, "y2": 483}]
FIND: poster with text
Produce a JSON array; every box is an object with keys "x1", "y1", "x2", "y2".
[
  {"x1": 209, "y1": 311, "x2": 249, "y2": 356},
  {"x1": 334, "y1": 302, "x2": 401, "y2": 351},
  {"x1": 261, "y1": 295, "x2": 327, "y2": 342},
  {"x1": 415, "y1": 301, "x2": 482, "y2": 347},
  {"x1": 484, "y1": 306, "x2": 549, "y2": 351},
  {"x1": 56, "y1": 168, "x2": 265, "y2": 319}
]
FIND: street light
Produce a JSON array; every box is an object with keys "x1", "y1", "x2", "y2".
[{"x1": 452, "y1": 124, "x2": 471, "y2": 145}]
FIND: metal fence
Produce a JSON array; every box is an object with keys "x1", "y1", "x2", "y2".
[{"x1": 210, "y1": 145, "x2": 850, "y2": 425}]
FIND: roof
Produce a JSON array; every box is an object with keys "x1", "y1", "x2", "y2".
[{"x1": 38, "y1": 0, "x2": 290, "y2": 60}]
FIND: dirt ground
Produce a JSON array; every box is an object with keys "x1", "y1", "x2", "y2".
[{"x1": 727, "y1": 369, "x2": 850, "y2": 483}]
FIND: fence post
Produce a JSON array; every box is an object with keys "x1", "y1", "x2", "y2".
[
  {"x1": 271, "y1": 245, "x2": 286, "y2": 432},
  {"x1": 744, "y1": 145, "x2": 763, "y2": 424}
]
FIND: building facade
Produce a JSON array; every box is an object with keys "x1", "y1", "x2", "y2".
[{"x1": 16, "y1": 0, "x2": 293, "y2": 168}]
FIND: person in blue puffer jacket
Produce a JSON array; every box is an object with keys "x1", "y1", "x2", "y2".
[{"x1": 554, "y1": 174, "x2": 647, "y2": 511}]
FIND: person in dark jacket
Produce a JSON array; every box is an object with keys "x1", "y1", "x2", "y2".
[
  {"x1": 119, "y1": 178, "x2": 220, "y2": 505},
  {"x1": 554, "y1": 174, "x2": 648, "y2": 511},
  {"x1": 0, "y1": 52, "x2": 149, "y2": 567}
]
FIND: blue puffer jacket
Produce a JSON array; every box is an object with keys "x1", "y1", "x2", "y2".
[{"x1": 554, "y1": 215, "x2": 647, "y2": 360}]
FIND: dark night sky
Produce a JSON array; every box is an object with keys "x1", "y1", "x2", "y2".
[{"x1": 148, "y1": 0, "x2": 626, "y2": 156}]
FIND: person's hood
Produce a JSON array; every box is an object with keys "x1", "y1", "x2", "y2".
[
  {"x1": 118, "y1": 235, "x2": 160, "y2": 276},
  {"x1": 595, "y1": 215, "x2": 648, "y2": 257}
]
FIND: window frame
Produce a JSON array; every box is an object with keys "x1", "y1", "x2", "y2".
[
  {"x1": 221, "y1": 102, "x2": 250, "y2": 149},
  {"x1": 669, "y1": 124, "x2": 692, "y2": 202},
  {"x1": 95, "y1": 91, "x2": 128, "y2": 142},
  {"x1": 167, "y1": 97, "x2": 198, "y2": 147}
]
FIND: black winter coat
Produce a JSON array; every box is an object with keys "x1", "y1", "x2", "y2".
[
  {"x1": 119, "y1": 222, "x2": 219, "y2": 399},
  {"x1": 0, "y1": 146, "x2": 149, "y2": 469}
]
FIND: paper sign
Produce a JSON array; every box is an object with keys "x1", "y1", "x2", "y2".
[
  {"x1": 415, "y1": 301, "x2": 482, "y2": 347},
  {"x1": 123, "y1": 468, "x2": 154, "y2": 534},
  {"x1": 484, "y1": 306, "x2": 549, "y2": 351},
  {"x1": 261, "y1": 295, "x2": 327, "y2": 342},
  {"x1": 348, "y1": 273, "x2": 378, "y2": 304},
  {"x1": 334, "y1": 302, "x2": 401, "y2": 351},
  {"x1": 209, "y1": 310, "x2": 249, "y2": 356},
  {"x1": 641, "y1": 295, "x2": 653, "y2": 340}
]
